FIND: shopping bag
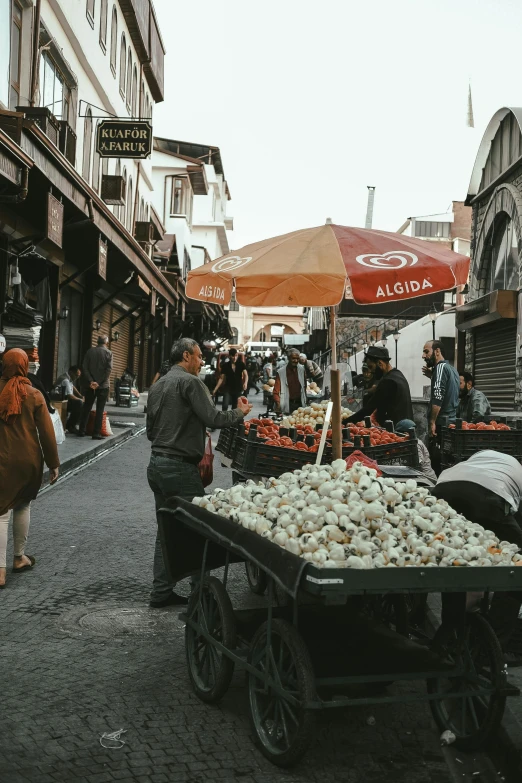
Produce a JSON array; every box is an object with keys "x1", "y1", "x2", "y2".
[
  {"x1": 86, "y1": 411, "x2": 112, "y2": 436},
  {"x1": 198, "y1": 432, "x2": 214, "y2": 488},
  {"x1": 50, "y1": 409, "x2": 66, "y2": 445}
]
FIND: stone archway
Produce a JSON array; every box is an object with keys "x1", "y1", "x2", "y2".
[{"x1": 471, "y1": 183, "x2": 522, "y2": 298}]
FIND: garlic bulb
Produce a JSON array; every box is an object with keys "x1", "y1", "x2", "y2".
[{"x1": 193, "y1": 461, "x2": 521, "y2": 571}]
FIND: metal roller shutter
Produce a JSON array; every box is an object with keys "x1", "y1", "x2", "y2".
[
  {"x1": 473, "y1": 320, "x2": 517, "y2": 411},
  {"x1": 110, "y1": 311, "x2": 130, "y2": 383}
]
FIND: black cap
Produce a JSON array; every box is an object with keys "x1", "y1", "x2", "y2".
[{"x1": 364, "y1": 345, "x2": 390, "y2": 362}]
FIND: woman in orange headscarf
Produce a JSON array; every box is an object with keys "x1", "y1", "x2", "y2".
[{"x1": 0, "y1": 348, "x2": 60, "y2": 587}]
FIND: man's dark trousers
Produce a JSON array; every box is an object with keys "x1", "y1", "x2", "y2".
[
  {"x1": 66, "y1": 398, "x2": 83, "y2": 430},
  {"x1": 147, "y1": 454, "x2": 205, "y2": 601},
  {"x1": 79, "y1": 387, "x2": 109, "y2": 435},
  {"x1": 433, "y1": 480, "x2": 522, "y2": 650}
]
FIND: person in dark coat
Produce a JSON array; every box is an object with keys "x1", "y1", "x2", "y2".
[{"x1": 347, "y1": 345, "x2": 413, "y2": 427}]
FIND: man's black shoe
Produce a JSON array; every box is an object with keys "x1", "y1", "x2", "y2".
[
  {"x1": 92, "y1": 434, "x2": 105, "y2": 440},
  {"x1": 67, "y1": 427, "x2": 79, "y2": 435},
  {"x1": 77, "y1": 431, "x2": 86, "y2": 437},
  {"x1": 149, "y1": 592, "x2": 189, "y2": 608}
]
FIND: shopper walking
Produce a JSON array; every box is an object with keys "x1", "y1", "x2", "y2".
[
  {"x1": 78, "y1": 335, "x2": 113, "y2": 439},
  {"x1": 146, "y1": 338, "x2": 252, "y2": 608},
  {"x1": 298, "y1": 353, "x2": 324, "y2": 387},
  {"x1": 0, "y1": 349, "x2": 59, "y2": 588},
  {"x1": 458, "y1": 371, "x2": 492, "y2": 423},
  {"x1": 422, "y1": 340, "x2": 460, "y2": 474},
  {"x1": 212, "y1": 348, "x2": 248, "y2": 410}
]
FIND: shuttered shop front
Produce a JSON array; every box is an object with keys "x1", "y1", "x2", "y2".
[{"x1": 473, "y1": 321, "x2": 517, "y2": 410}]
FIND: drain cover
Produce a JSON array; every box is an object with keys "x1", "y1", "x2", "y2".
[{"x1": 60, "y1": 605, "x2": 185, "y2": 638}]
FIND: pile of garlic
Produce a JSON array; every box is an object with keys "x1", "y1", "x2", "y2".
[
  {"x1": 281, "y1": 401, "x2": 353, "y2": 428},
  {"x1": 193, "y1": 460, "x2": 522, "y2": 570}
]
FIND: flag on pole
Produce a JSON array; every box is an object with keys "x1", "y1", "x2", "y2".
[{"x1": 467, "y1": 83, "x2": 475, "y2": 128}]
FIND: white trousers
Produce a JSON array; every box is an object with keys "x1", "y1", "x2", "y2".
[{"x1": 0, "y1": 502, "x2": 31, "y2": 568}]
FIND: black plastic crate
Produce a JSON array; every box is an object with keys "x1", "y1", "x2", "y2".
[
  {"x1": 215, "y1": 425, "x2": 239, "y2": 458},
  {"x1": 340, "y1": 437, "x2": 419, "y2": 468},
  {"x1": 232, "y1": 436, "x2": 324, "y2": 477},
  {"x1": 441, "y1": 426, "x2": 522, "y2": 460}
]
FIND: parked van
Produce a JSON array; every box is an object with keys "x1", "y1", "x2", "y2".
[{"x1": 245, "y1": 341, "x2": 281, "y2": 356}]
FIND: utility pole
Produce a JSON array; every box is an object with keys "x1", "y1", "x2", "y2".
[{"x1": 365, "y1": 186, "x2": 376, "y2": 229}]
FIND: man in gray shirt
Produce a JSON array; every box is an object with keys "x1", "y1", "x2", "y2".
[
  {"x1": 147, "y1": 337, "x2": 252, "y2": 608},
  {"x1": 78, "y1": 335, "x2": 113, "y2": 440}
]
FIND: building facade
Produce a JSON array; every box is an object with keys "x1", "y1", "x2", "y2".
[
  {"x1": 151, "y1": 137, "x2": 234, "y2": 343},
  {"x1": 461, "y1": 107, "x2": 522, "y2": 411},
  {"x1": 0, "y1": 0, "x2": 182, "y2": 392}
]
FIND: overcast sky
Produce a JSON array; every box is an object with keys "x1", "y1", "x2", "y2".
[{"x1": 153, "y1": 0, "x2": 522, "y2": 250}]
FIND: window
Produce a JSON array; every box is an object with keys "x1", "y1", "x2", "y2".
[
  {"x1": 229, "y1": 293, "x2": 239, "y2": 312},
  {"x1": 259, "y1": 331, "x2": 267, "y2": 342},
  {"x1": 39, "y1": 51, "x2": 69, "y2": 119},
  {"x1": 86, "y1": 0, "x2": 95, "y2": 27},
  {"x1": 171, "y1": 176, "x2": 192, "y2": 220},
  {"x1": 92, "y1": 125, "x2": 101, "y2": 191},
  {"x1": 119, "y1": 33, "x2": 126, "y2": 96},
  {"x1": 231, "y1": 328, "x2": 239, "y2": 343},
  {"x1": 109, "y1": 6, "x2": 117, "y2": 75},
  {"x1": 485, "y1": 215, "x2": 519, "y2": 292},
  {"x1": 120, "y1": 166, "x2": 127, "y2": 224},
  {"x1": 414, "y1": 221, "x2": 450, "y2": 239},
  {"x1": 126, "y1": 175, "x2": 133, "y2": 230},
  {"x1": 140, "y1": 79, "x2": 145, "y2": 117},
  {"x1": 9, "y1": 1, "x2": 22, "y2": 109},
  {"x1": 99, "y1": 0, "x2": 107, "y2": 51},
  {"x1": 82, "y1": 108, "x2": 93, "y2": 182},
  {"x1": 126, "y1": 50, "x2": 132, "y2": 111},
  {"x1": 131, "y1": 65, "x2": 137, "y2": 117}
]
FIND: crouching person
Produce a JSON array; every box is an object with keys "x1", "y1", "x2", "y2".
[{"x1": 433, "y1": 450, "x2": 522, "y2": 666}]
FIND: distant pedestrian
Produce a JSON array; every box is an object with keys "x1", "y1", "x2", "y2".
[
  {"x1": 458, "y1": 371, "x2": 492, "y2": 423},
  {"x1": 212, "y1": 348, "x2": 248, "y2": 410},
  {"x1": 53, "y1": 365, "x2": 84, "y2": 433},
  {"x1": 273, "y1": 349, "x2": 307, "y2": 414},
  {"x1": 422, "y1": 340, "x2": 460, "y2": 474},
  {"x1": 146, "y1": 338, "x2": 252, "y2": 607},
  {"x1": 78, "y1": 335, "x2": 113, "y2": 439},
  {"x1": 0, "y1": 349, "x2": 59, "y2": 588}
]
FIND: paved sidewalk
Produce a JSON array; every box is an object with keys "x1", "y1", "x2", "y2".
[{"x1": 0, "y1": 396, "x2": 454, "y2": 783}]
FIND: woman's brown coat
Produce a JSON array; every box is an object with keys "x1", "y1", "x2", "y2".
[{"x1": 0, "y1": 382, "x2": 60, "y2": 515}]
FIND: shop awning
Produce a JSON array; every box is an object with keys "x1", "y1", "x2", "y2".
[{"x1": 16, "y1": 120, "x2": 178, "y2": 304}]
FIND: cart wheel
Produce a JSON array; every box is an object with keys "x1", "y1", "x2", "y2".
[
  {"x1": 247, "y1": 619, "x2": 316, "y2": 767},
  {"x1": 427, "y1": 612, "x2": 506, "y2": 750},
  {"x1": 185, "y1": 576, "x2": 236, "y2": 703},
  {"x1": 245, "y1": 562, "x2": 268, "y2": 595}
]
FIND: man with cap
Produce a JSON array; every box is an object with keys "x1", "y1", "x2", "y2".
[
  {"x1": 298, "y1": 353, "x2": 323, "y2": 388},
  {"x1": 346, "y1": 345, "x2": 413, "y2": 427}
]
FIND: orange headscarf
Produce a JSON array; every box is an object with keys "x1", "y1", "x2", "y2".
[{"x1": 0, "y1": 348, "x2": 31, "y2": 424}]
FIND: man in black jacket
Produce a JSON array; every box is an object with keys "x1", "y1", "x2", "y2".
[{"x1": 347, "y1": 345, "x2": 413, "y2": 427}]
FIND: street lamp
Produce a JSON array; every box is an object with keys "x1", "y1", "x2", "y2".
[
  {"x1": 393, "y1": 332, "x2": 400, "y2": 366},
  {"x1": 428, "y1": 306, "x2": 437, "y2": 340},
  {"x1": 112, "y1": 330, "x2": 120, "y2": 342}
]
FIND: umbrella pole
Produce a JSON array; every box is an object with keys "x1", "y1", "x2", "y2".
[{"x1": 330, "y1": 306, "x2": 342, "y2": 460}]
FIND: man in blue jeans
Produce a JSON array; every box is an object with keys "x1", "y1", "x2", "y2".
[{"x1": 146, "y1": 338, "x2": 252, "y2": 608}]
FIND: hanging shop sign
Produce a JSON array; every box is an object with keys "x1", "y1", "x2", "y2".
[
  {"x1": 46, "y1": 193, "x2": 64, "y2": 248},
  {"x1": 0, "y1": 333, "x2": 5, "y2": 354},
  {"x1": 98, "y1": 236, "x2": 108, "y2": 280},
  {"x1": 151, "y1": 289, "x2": 156, "y2": 316},
  {"x1": 96, "y1": 120, "x2": 153, "y2": 159}
]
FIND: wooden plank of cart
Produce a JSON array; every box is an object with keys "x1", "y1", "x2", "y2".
[{"x1": 158, "y1": 496, "x2": 522, "y2": 768}]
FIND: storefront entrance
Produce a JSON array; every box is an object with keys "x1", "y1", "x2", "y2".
[{"x1": 474, "y1": 320, "x2": 517, "y2": 411}]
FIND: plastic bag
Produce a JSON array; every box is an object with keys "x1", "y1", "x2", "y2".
[
  {"x1": 86, "y1": 411, "x2": 112, "y2": 437},
  {"x1": 198, "y1": 433, "x2": 214, "y2": 488},
  {"x1": 344, "y1": 449, "x2": 382, "y2": 476},
  {"x1": 50, "y1": 409, "x2": 66, "y2": 445}
]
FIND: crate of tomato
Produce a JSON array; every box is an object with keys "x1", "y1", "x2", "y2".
[
  {"x1": 231, "y1": 418, "x2": 325, "y2": 477},
  {"x1": 344, "y1": 422, "x2": 419, "y2": 468},
  {"x1": 441, "y1": 418, "x2": 522, "y2": 467}
]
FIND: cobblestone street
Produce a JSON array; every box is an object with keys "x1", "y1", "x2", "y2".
[{"x1": 0, "y1": 408, "x2": 454, "y2": 783}]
